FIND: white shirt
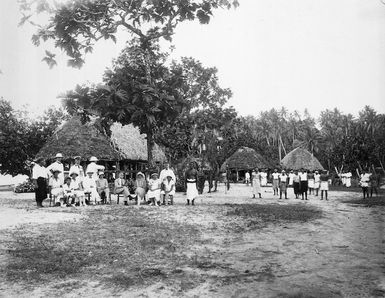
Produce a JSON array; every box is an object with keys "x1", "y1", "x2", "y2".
[
  {"x1": 47, "y1": 161, "x2": 65, "y2": 184},
  {"x1": 160, "y1": 168, "x2": 176, "y2": 183},
  {"x1": 85, "y1": 162, "x2": 105, "y2": 180},
  {"x1": 299, "y1": 172, "x2": 308, "y2": 181},
  {"x1": 32, "y1": 164, "x2": 49, "y2": 179},
  {"x1": 288, "y1": 173, "x2": 295, "y2": 184},
  {"x1": 314, "y1": 174, "x2": 320, "y2": 183},
  {"x1": 69, "y1": 164, "x2": 85, "y2": 180},
  {"x1": 82, "y1": 176, "x2": 97, "y2": 190},
  {"x1": 163, "y1": 179, "x2": 175, "y2": 192},
  {"x1": 272, "y1": 172, "x2": 280, "y2": 180},
  {"x1": 245, "y1": 172, "x2": 250, "y2": 179},
  {"x1": 49, "y1": 177, "x2": 62, "y2": 189},
  {"x1": 70, "y1": 177, "x2": 82, "y2": 190},
  {"x1": 279, "y1": 174, "x2": 288, "y2": 182}
]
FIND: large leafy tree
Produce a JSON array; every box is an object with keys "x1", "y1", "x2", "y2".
[
  {"x1": 62, "y1": 40, "x2": 187, "y2": 164},
  {"x1": 0, "y1": 99, "x2": 69, "y2": 175},
  {"x1": 19, "y1": 0, "x2": 239, "y2": 68}
]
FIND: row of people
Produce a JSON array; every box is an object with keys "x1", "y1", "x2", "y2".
[
  {"x1": 32, "y1": 154, "x2": 179, "y2": 207},
  {"x1": 251, "y1": 169, "x2": 330, "y2": 200}
]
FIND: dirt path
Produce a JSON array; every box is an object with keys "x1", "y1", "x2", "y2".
[{"x1": 0, "y1": 186, "x2": 384, "y2": 297}]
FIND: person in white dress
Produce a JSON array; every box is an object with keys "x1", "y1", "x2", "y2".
[
  {"x1": 260, "y1": 170, "x2": 268, "y2": 187},
  {"x1": 314, "y1": 170, "x2": 321, "y2": 196},
  {"x1": 245, "y1": 171, "x2": 250, "y2": 186},
  {"x1": 47, "y1": 153, "x2": 65, "y2": 185},
  {"x1": 83, "y1": 170, "x2": 101, "y2": 204},
  {"x1": 147, "y1": 173, "x2": 161, "y2": 206},
  {"x1": 85, "y1": 156, "x2": 105, "y2": 181},
  {"x1": 252, "y1": 169, "x2": 262, "y2": 199},
  {"x1": 48, "y1": 169, "x2": 64, "y2": 206},
  {"x1": 345, "y1": 171, "x2": 352, "y2": 188},
  {"x1": 63, "y1": 176, "x2": 75, "y2": 206},
  {"x1": 69, "y1": 169, "x2": 85, "y2": 206}
]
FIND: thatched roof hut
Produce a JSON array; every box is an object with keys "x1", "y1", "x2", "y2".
[
  {"x1": 36, "y1": 117, "x2": 165, "y2": 162},
  {"x1": 221, "y1": 147, "x2": 271, "y2": 171},
  {"x1": 281, "y1": 147, "x2": 324, "y2": 171}
]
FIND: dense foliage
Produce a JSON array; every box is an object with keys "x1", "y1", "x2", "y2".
[{"x1": 0, "y1": 99, "x2": 69, "y2": 176}]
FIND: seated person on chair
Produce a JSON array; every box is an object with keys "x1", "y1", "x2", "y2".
[
  {"x1": 48, "y1": 169, "x2": 64, "y2": 207},
  {"x1": 96, "y1": 172, "x2": 109, "y2": 204},
  {"x1": 63, "y1": 176, "x2": 75, "y2": 206},
  {"x1": 83, "y1": 170, "x2": 101, "y2": 205},
  {"x1": 114, "y1": 172, "x2": 130, "y2": 205}
]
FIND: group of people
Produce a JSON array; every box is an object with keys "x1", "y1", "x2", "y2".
[
  {"x1": 31, "y1": 154, "x2": 182, "y2": 208},
  {"x1": 250, "y1": 168, "x2": 331, "y2": 201},
  {"x1": 358, "y1": 169, "x2": 379, "y2": 199}
]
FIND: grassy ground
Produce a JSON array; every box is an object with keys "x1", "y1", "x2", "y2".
[
  {"x1": 0, "y1": 201, "x2": 323, "y2": 296},
  {"x1": 342, "y1": 195, "x2": 385, "y2": 207}
]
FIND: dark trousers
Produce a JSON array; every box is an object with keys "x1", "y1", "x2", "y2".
[{"x1": 35, "y1": 177, "x2": 48, "y2": 206}]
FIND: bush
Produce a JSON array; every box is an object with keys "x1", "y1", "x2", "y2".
[{"x1": 13, "y1": 179, "x2": 35, "y2": 193}]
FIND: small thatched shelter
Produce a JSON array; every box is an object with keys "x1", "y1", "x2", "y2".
[
  {"x1": 221, "y1": 147, "x2": 272, "y2": 181},
  {"x1": 281, "y1": 147, "x2": 324, "y2": 171},
  {"x1": 36, "y1": 117, "x2": 166, "y2": 179}
]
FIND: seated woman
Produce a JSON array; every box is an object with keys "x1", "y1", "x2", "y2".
[
  {"x1": 83, "y1": 170, "x2": 101, "y2": 205},
  {"x1": 147, "y1": 173, "x2": 161, "y2": 206},
  {"x1": 63, "y1": 176, "x2": 75, "y2": 206},
  {"x1": 69, "y1": 170, "x2": 85, "y2": 207},
  {"x1": 96, "y1": 172, "x2": 110, "y2": 204},
  {"x1": 48, "y1": 169, "x2": 64, "y2": 207},
  {"x1": 114, "y1": 172, "x2": 130, "y2": 205},
  {"x1": 134, "y1": 172, "x2": 147, "y2": 206}
]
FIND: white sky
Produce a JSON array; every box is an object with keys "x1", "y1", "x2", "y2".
[{"x1": 0, "y1": 0, "x2": 384, "y2": 118}]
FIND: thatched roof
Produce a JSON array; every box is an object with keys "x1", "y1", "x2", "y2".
[
  {"x1": 36, "y1": 117, "x2": 165, "y2": 162},
  {"x1": 221, "y1": 147, "x2": 272, "y2": 171},
  {"x1": 111, "y1": 123, "x2": 166, "y2": 162},
  {"x1": 281, "y1": 147, "x2": 324, "y2": 171}
]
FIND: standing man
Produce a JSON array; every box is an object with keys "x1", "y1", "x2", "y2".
[
  {"x1": 69, "y1": 156, "x2": 85, "y2": 181},
  {"x1": 47, "y1": 153, "x2": 65, "y2": 184},
  {"x1": 86, "y1": 156, "x2": 105, "y2": 181},
  {"x1": 279, "y1": 170, "x2": 289, "y2": 199},
  {"x1": 32, "y1": 157, "x2": 49, "y2": 207},
  {"x1": 299, "y1": 168, "x2": 308, "y2": 200},
  {"x1": 320, "y1": 170, "x2": 330, "y2": 200},
  {"x1": 271, "y1": 169, "x2": 280, "y2": 196},
  {"x1": 185, "y1": 162, "x2": 198, "y2": 205}
]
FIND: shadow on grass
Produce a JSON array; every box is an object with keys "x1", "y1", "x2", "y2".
[
  {"x1": 342, "y1": 195, "x2": 385, "y2": 207},
  {"x1": 1, "y1": 207, "x2": 201, "y2": 292},
  {"x1": 225, "y1": 203, "x2": 322, "y2": 229}
]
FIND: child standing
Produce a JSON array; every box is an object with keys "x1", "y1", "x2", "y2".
[
  {"x1": 360, "y1": 170, "x2": 371, "y2": 199},
  {"x1": 307, "y1": 170, "x2": 315, "y2": 195},
  {"x1": 293, "y1": 170, "x2": 300, "y2": 199},
  {"x1": 147, "y1": 173, "x2": 161, "y2": 206}
]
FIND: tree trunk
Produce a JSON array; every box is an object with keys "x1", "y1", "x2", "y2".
[{"x1": 147, "y1": 130, "x2": 154, "y2": 167}]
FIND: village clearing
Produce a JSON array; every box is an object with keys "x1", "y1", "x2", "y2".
[{"x1": 0, "y1": 185, "x2": 384, "y2": 298}]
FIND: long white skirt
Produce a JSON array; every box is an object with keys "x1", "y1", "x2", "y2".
[
  {"x1": 147, "y1": 189, "x2": 161, "y2": 201},
  {"x1": 308, "y1": 179, "x2": 315, "y2": 188},
  {"x1": 187, "y1": 182, "x2": 198, "y2": 200}
]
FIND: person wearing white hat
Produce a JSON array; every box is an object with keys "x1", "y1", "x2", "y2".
[
  {"x1": 69, "y1": 156, "x2": 85, "y2": 181},
  {"x1": 96, "y1": 172, "x2": 110, "y2": 204},
  {"x1": 147, "y1": 172, "x2": 161, "y2": 206},
  {"x1": 86, "y1": 156, "x2": 105, "y2": 181},
  {"x1": 48, "y1": 169, "x2": 65, "y2": 207},
  {"x1": 69, "y1": 169, "x2": 86, "y2": 206},
  {"x1": 114, "y1": 172, "x2": 130, "y2": 205},
  {"x1": 47, "y1": 153, "x2": 65, "y2": 184},
  {"x1": 83, "y1": 170, "x2": 101, "y2": 205},
  {"x1": 134, "y1": 172, "x2": 147, "y2": 206},
  {"x1": 162, "y1": 175, "x2": 175, "y2": 205}
]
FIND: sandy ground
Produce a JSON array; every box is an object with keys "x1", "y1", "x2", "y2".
[{"x1": 0, "y1": 185, "x2": 384, "y2": 298}]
